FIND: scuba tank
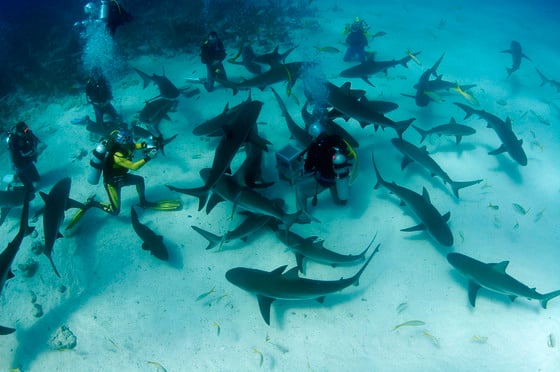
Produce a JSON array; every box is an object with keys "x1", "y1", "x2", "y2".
[
  {"x1": 99, "y1": 0, "x2": 110, "y2": 21},
  {"x1": 88, "y1": 140, "x2": 107, "y2": 185},
  {"x1": 332, "y1": 147, "x2": 350, "y2": 202}
]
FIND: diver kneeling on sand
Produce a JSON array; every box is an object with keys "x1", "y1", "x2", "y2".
[
  {"x1": 68, "y1": 129, "x2": 181, "y2": 228},
  {"x1": 296, "y1": 123, "x2": 357, "y2": 211}
]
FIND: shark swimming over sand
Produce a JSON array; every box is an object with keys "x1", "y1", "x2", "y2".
[
  {"x1": 454, "y1": 102, "x2": 527, "y2": 166},
  {"x1": 412, "y1": 117, "x2": 476, "y2": 144},
  {"x1": 339, "y1": 51, "x2": 421, "y2": 86},
  {"x1": 371, "y1": 153, "x2": 453, "y2": 247},
  {"x1": 0, "y1": 190, "x2": 33, "y2": 335},
  {"x1": 447, "y1": 252, "x2": 560, "y2": 308},
  {"x1": 130, "y1": 206, "x2": 169, "y2": 261},
  {"x1": 134, "y1": 67, "x2": 180, "y2": 100},
  {"x1": 500, "y1": 41, "x2": 530, "y2": 77},
  {"x1": 226, "y1": 244, "x2": 379, "y2": 325},
  {"x1": 391, "y1": 138, "x2": 482, "y2": 198}
]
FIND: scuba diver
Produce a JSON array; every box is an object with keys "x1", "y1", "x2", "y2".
[
  {"x1": 68, "y1": 129, "x2": 181, "y2": 228},
  {"x1": 6, "y1": 122, "x2": 43, "y2": 191},
  {"x1": 75, "y1": 0, "x2": 133, "y2": 35},
  {"x1": 86, "y1": 67, "x2": 120, "y2": 128},
  {"x1": 200, "y1": 31, "x2": 227, "y2": 92},
  {"x1": 343, "y1": 17, "x2": 369, "y2": 63},
  {"x1": 297, "y1": 123, "x2": 356, "y2": 209}
]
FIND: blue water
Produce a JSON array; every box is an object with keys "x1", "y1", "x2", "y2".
[{"x1": 1, "y1": 0, "x2": 560, "y2": 370}]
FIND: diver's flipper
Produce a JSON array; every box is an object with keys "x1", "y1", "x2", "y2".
[
  {"x1": 65, "y1": 195, "x2": 96, "y2": 230},
  {"x1": 140, "y1": 200, "x2": 183, "y2": 211}
]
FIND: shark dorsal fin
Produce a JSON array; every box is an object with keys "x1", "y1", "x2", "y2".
[
  {"x1": 271, "y1": 265, "x2": 288, "y2": 275},
  {"x1": 505, "y1": 117, "x2": 512, "y2": 129},
  {"x1": 341, "y1": 82, "x2": 352, "y2": 94},
  {"x1": 282, "y1": 267, "x2": 300, "y2": 279},
  {"x1": 442, "y1": 211, "x2": 451, "y2": 222},
  {"x1": 491, "y1": 261, "x2": 509, "y2": 273},
  {"x1": 422, "y1": 187, "x2": 431, "y2": 202},
  {"x1": 449, "y1": 117, "x2": 457, "y2": 124}
]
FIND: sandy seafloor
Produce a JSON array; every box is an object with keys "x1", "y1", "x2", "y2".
[{"x1": 1, "y1": 0, "x2": 560, "y2": 370}]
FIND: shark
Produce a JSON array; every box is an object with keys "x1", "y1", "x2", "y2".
[
  {"x1": 412, "y1": 117, "x2": 476, "y2": 144},
  {"x1": 0, "y1": 190, "x2": 33, "y2": 335},
  {"x1": 326, "y1": 81, "x2": 414, "y2": 138},
  {"x1": 134, "y1": 67, "x2": 180, "y2": 100},
  {"x1": 225, "y1": 244, "x2": 380, "y2": 325},
  {"x1": 0, "y1": 187, "x2": 34, "y2": 226},
  {"x1": 500, "y1": 41, "x2": 530, "y2": 77},
  {"x1": 136, "y1": 98, "x2": 178, "y2": 130},
  {"x1": 40, "y1": 177, "x2": 78, "y2": 278},
  {"x1": 391, "y1": 138, "x2": 482, "y2": 198},
  {"x1": 535, "y1": 68, "x2": 560, "y2": 92},
  {"x1": 339, "y1": 51, "x2": 421, "y2": 86},
  {"x1": 130, "y1": 206, "x2": 168, "y2": 261},
  {"x1": 192, "y1": 94, "x2": 253, "y2": 137},
  {"x1": 167, "y1": 100, "x2": 263, "y2": 209},
  {"x1": 191, "y1": 212, "x2": 273, "y2": 250},
  {"x1": 371, "y1": 153, "x2": 453, "y2": 247},
  {"x1": 269, "y1": 221, "x2": 374, "y2": 274},
  {"x1": 402, "y1": 53, "x2": 476, "y2": 107},
  {"x1": 253, "y1": 45, "x2": 298, "y2": 67},
  {"x1": 447, "y1": 252, "x2": 560, "y2": 308},
  {"x1": 228, "y1": 44, "x2": 264, "y2": 74},
  {"x1": 216, "y1": 62, "x2": 310, "y2": 96},
  {"x1": 454, "y1": 102, "x2": 527, "y2": 166}
]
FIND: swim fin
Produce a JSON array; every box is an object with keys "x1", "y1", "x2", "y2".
[
  {"x1": 140, "y1": 200, "x2": 183, "y2": 211},
  {"x1": 65, "y1": 195, "x2": 96, "y2": 230}
]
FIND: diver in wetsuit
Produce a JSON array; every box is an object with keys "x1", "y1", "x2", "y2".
[
  {"x1": 200, "y1": 31, "x2": 227, "y2": 92},
  {"x1": 6, "y1": 121, "x2": 42, "y2": 191},
  {"x1": 75, "y1": 0, "x2": 132, "y2": 35},
  {"x1": 86, "y1": 67, "x2": 120, "y2": 128}
]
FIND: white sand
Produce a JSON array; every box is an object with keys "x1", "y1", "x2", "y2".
[{"x1": 1, "y1": 0, "x2": 560, "y2": 370}]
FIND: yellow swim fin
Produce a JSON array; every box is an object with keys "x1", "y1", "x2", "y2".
[{"x1": 140, "y1": 200, "x2": 183, "y2": 211}]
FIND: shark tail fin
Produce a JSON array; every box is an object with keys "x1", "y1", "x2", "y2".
[
  {"x1": 450, "y1": 179, "x2": 483, "y2": 198},
  {"x1": 352, "y1": 243, "x2": 380, "y2": 286},
  {"x1": 454, "y1": 102, "x2": 475, "y2": 119},
  {"x1": 541, "y1": 290, "x2": 560, "y2": 309},
  {"x1": 191, "y1": 225, "x2": 221, "y2": 250},
  {"x1": 48, "y1": 255, "x2": 61, "y2": 278},
  {"x1": 506, "y1": 67, "x2": 513, "y2": 78},
  {"x1": 0, "y1": 325, "x2": 16, "y2": 335},
  {"x1": 134, "y1": 68, "x2": 151, "y2": 89},
  {"x1": 535, "y1": 68, "x2": 548, "y2": 86},
  {"x1": 412, "y1": 125, "x2": 429, "y2": 143},
  {"x1": 165, "y1": 184, "x2": 209, "y2": 211},
  {"x1": 395, "y1": 118, "x2": 415, "y2": 139},
  {"x1": 371, "y1": 153, "x2": 384, "y2": 189}
]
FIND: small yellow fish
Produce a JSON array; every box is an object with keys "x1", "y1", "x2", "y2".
[
  {"x1": 396, "y1": 302, "x2": 408, "y2": 314},
  {"x1": 423, "y1": 331, "x2": 440, "y2": 347},
  {"x1": 147, "y1": 361, "x2": 167, "y2": 372},
  {"x1": 392, "y1": 320, "x2": 426, "y2": 331},
  {"x1": 531, "y1": 140, "x2": 544, "y2": 152},
  {"x1": 196, "y1": 286, "x2": 215, "y2": 301},
  {"x1": 459, "y1": 231, "x2": 465, "y2": 243},
  {"x1": 213, "y1": 321, "x2": 221, "y2": 336},
  {"x1": 488, "y1": 203, "x2": 499, "y2": 210},
  {"x1": 315, "y1": 46, "x2": 341, "y2": 53},
  {"x1": 406, "y1": 49, "x2": 422, "y2": 65},
  {"x1": 472, "y1": 335, "x2": 488, "y2": 343},
  {"x1": 534, "y1": 209, "x2": 545, "y2": 222},
  {"x1": 512, "y1": 203, "x2": 529, "y2": 215},
  {"x1": 452, "y1": 82, "x2": 480, "y2": 106},
  {"x1": 548, "y1": 334, "x2": 555, "y2": 348},
  {"x1": 424, "y1": 91, "x2": 444, "y2": 103},
  {"x1": 253, "y1": 348, "x2": 264, "y2": 367}
]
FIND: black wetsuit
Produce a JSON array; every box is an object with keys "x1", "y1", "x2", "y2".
[
  {"x1": 86, "y1": 75, "x2": 119, "y2": 127},
  {"x1": 8, "y1": 131, "x2": 40, "y2": 190},
  {"x1": 201, "y1": 37, "x2": 227, "y2": 91},
  {"x1": 106, "y1": 0, "x2": 133, "y2": 35},
  {"x1": 304, "y1": 133, "x2": 352, "y2": 186}
]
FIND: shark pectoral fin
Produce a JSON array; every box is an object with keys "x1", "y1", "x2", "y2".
[
  {"x1": 142, "y1": 242, "x2": 150, "y2": 251},
  {"x1": 508, "y1": 295, "x2": 518, "y2": 302},
  {"x1": 39, "y1": 191, "x2": 48, "y2": 203},
  {"x1": 296, "y1": 254, "x2": 305, "y2": 275},
  {"x1": 257, "y1": 295, "x2": 275, "y2": 325},
  {"x1": 401, "y1": 223, "x2": 425, "y2": 232},
  {"x1": 455, "y1": 135, "x2": 462, "y2": 144},
  {"x1": 57, "y1": 232, "x2": 64, "y2": 239},
  {"x1": 316, "y1": 296, "x2": 326, "y2": 304},
  {"x1": 442, "y1": 212, "x2": 451, "y2": 222},
  {"x1": 7, "y1": 270, "x2": 15, "y2": 280},
  {"x1": 400, "y1": 156, "x2": 413, "y2": 170},
  {"x1": 206, "y1": 193, "x2": 224, "y2": 214},
  {"x1": 422, "y1": 187, "x2": 431, "y2": 202},
  {"x1": 0, "y1": 325, "x2": 16, "y2": 335},
  {"x1": 468, "y1": 281, "x2": 481, "y2": 307},
  {"x1": 488, "y1": 145, "x2": 507, "y2": 156}
]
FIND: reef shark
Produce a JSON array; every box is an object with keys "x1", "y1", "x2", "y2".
[
  {"x1": 500, "y1": 41, "x2": 530, "y2": 77},
  {"x1": 0, "y1": 187, "x2": 34, "y2": 226},
  {"x1": 40, "y1": 177, "x2": 75, "y2": 278},
  {"x1": 412, "y1": 117, "x2": 476, "y2": 144},
  {"x1": 225, "y1": 244, "x2": 379, "y2": 325},
  {"x1": 216, "y1": 62, "x2": 309, "y2": 96},
  {"x1": 535, "y1": 68, "x2": 560, "y2": 92},
  {"x1": 447, "y1": 252, "x2": 560, "y2": 308},
  {"x1": 326, "y1": 81, "x2": 414, "y2": 138},
  {"x1": 0, "y1": 190, "x2": 33, "y2": 335},
  {"x1": 454, "y1": 102, "x2": 527, "y2": 166},
  {"x1": 371, "y1": 153, "x2": 453, "y2": 247},
  {"x1": 339, "y1": 51, "x2": 421, "y2": 86},
  {"x1": 134, "y1": 67, "x2": 180, "y2": 100},
  {"x1": 167, "y1": 100, "x2": 263, "y2": 208},
  {"x1": 391, "y1": 138, "x2": 482, "y2": 198},
  {"x1": 130, "y1": 206, "x2": 168, "y2": 261}
]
